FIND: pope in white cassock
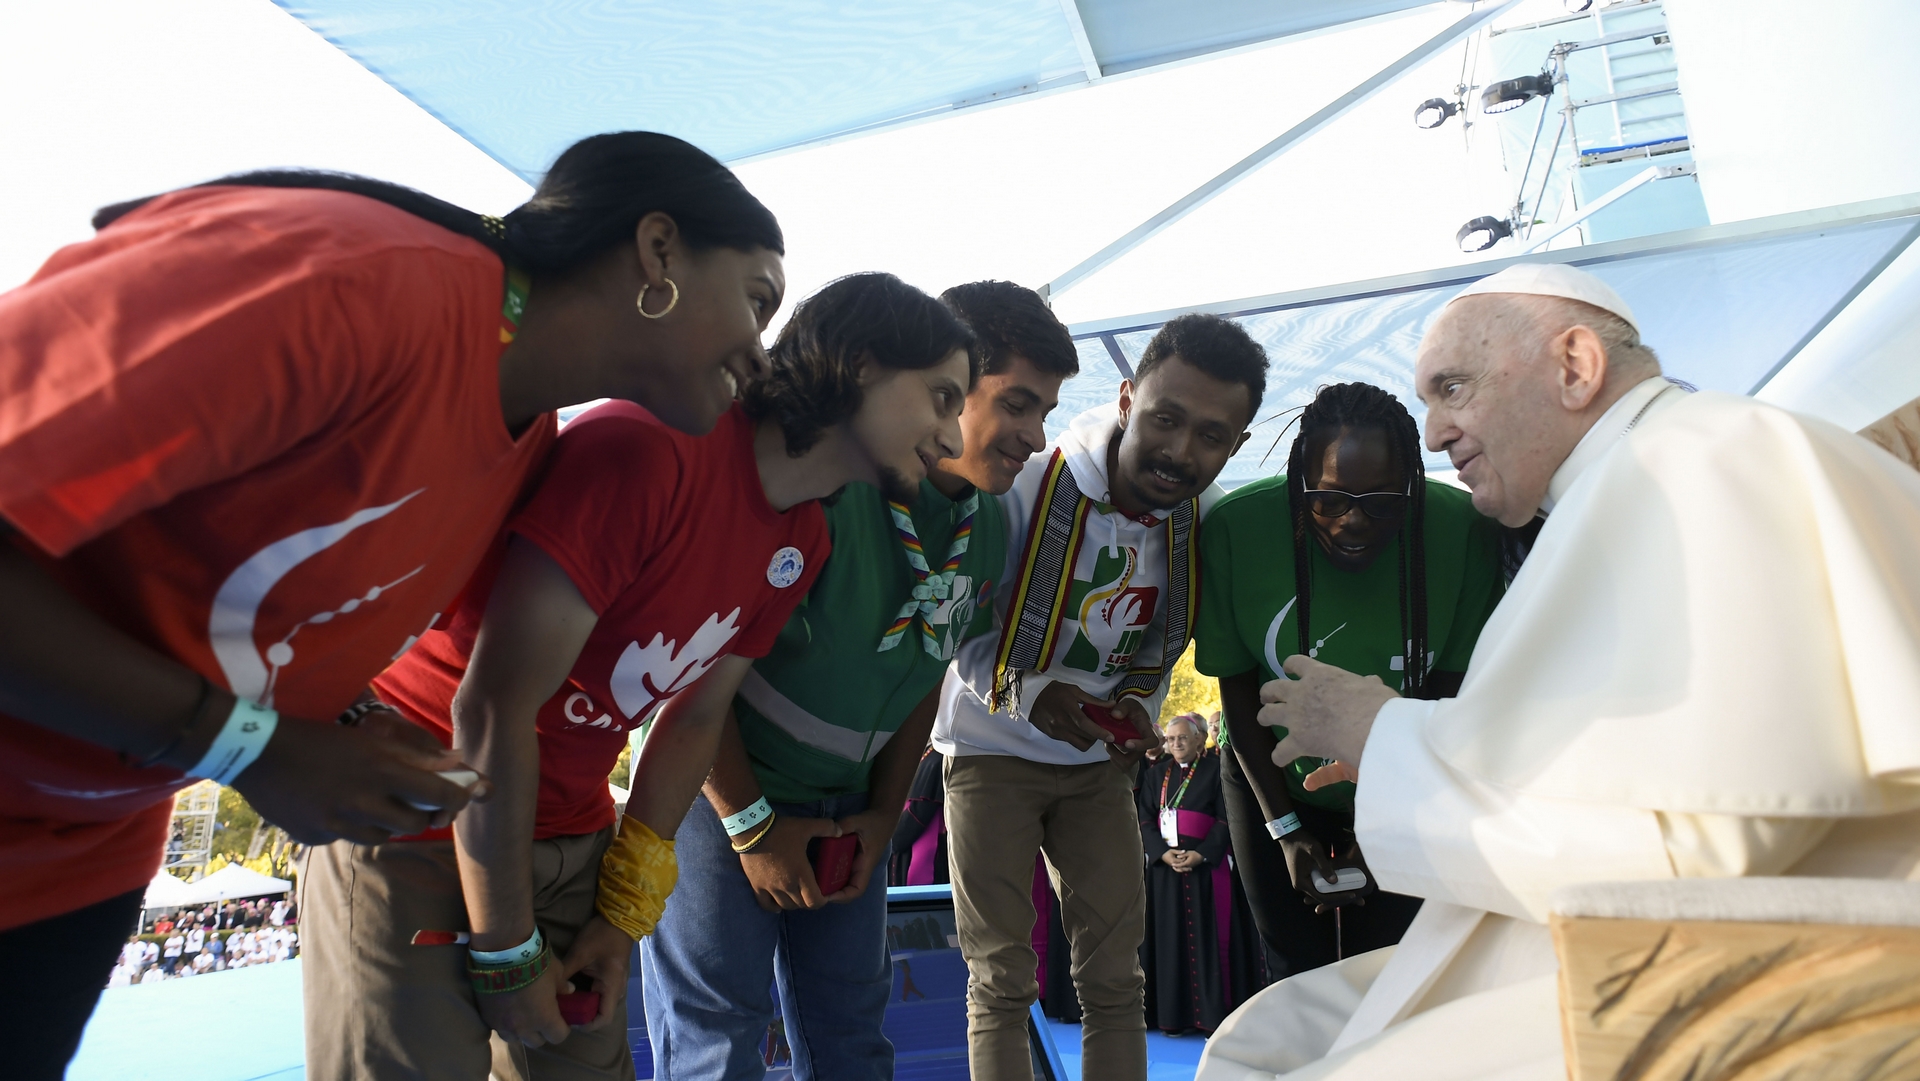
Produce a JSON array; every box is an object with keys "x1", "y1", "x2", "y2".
[{"x1": 1196, "y1": 263, "x2": 1920, "y2": 1080}]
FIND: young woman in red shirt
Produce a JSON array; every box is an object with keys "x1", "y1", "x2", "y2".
[
  {"x1": 0, "y1": 131, "x2": 784, "y2": 1078},
  {"x1": 307, "y1": 272, "x2": 981, "y2": 1079}
]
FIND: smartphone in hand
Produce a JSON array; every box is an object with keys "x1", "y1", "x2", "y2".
[
  {"x1": 557, "y1": 990, "x2": 599, "y2": 1026},
  {"x1": 1079, "y1": 703, "x2": 1142, "y2": 744},
  {"x1": 810, "y1": 834, "x2": 859, "y2": 895}
]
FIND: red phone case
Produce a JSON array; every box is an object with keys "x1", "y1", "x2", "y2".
[
  {"x1": 1080, "y1": 703, "x2": 1140, "y2": 744},
  {"x1": 557, "y1": 990, "x2": 600, "y2": 1026},
  {"x1": 811, "y1": 833, "x2": 859, "y2": 895}
]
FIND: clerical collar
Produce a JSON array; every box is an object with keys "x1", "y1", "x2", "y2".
[{"x1": 1541, "y1": 376, "x2": 1682, "y2": 516}]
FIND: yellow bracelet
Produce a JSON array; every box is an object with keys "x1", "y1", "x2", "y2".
[
  {"x1": 595, "y1": 816, "x2": 678, "y2": 941},
  {"x1": 730, "y1": 811, "x2": 776, "y2": 854}
]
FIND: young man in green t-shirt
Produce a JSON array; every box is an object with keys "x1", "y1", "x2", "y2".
[
  {"x1": 640, "y1": 281, "x2": 1078, "y2": 1080},
  {"x1": 1194, "y1": 382, "x2": 1503, "y2": 975}
]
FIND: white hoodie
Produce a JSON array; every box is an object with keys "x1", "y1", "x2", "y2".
[{"x1": 933, "y1": 404, "x2": 1223, "y2": 765}]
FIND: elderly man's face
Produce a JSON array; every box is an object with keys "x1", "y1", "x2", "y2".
[
  {"x1": 1164, "y1": 722, "x2": 1204, "y2": 764},
  {"x1": 1415, "y1": 297, "x2": 1579, "y2": 527}
]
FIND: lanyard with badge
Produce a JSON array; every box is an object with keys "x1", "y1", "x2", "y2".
[{"x1": 1158, "y1": 762, "x2": 1195, "y2": 847}]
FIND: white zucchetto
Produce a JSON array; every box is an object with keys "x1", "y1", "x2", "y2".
[{"x1": 1446, "y1": 262, "x2": 1639, "y2": 333}]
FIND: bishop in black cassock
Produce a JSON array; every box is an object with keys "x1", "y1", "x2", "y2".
[{"x1": 1138, "y1": 715, "x2": 1268, "y2": 1033}]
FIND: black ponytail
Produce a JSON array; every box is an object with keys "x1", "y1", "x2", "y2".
[
  {"x1": 1283, "y1": 382, "x2": 1432, "y2": 698},
  {"x1": 92, "y1": 131, "x2": 783, "y2": 271}
]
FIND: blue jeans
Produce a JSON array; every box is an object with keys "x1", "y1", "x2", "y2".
[{"x1": 642, "y1": 792, "x2": 894, "y2": 1081}]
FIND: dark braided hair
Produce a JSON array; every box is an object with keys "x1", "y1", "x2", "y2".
[{"x1": 1284, "y1": 383, "x2": 1432, "y2": 697}]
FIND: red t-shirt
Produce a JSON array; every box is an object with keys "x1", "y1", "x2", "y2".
[
  {"x1": 0, "y1": 186, "x2": 555, "y2": 931},
  {"x1": 375, "y1": 402, "x2": 829, "y2": 838}
]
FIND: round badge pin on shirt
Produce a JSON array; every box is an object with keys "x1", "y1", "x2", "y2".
[{"x1": 767, "y1": 546, "x2": 804, "y2": 588}]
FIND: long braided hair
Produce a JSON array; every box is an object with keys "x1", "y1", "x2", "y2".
[{"x1": 1283, "y1": 383, "x2": 1432, "y2": 697}]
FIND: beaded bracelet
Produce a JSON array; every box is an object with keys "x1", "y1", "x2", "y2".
[
  {"x1": 467, "y1": 942, "x2": 552, "y2": 994},
  {"x1": 336, "y1": 699, "x2": 388, "y2": 727},
  {"x1": 730, "y1": 812, "x2": 777, "y2": 854}
]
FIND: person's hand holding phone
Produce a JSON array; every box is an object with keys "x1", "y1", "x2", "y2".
[
  {"x1": 738, "y1": 816, "x2": 839, "y2": 912},
  {"x1": 1026, "y1": 681, "x2": 1119, "y2": 749},
  {"x1": 1094, "y1": 696, "x2": 1158, "y2": 767}
]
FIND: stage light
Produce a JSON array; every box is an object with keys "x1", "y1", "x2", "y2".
[
  {"x1": 1564, "y1": 0, "x2": 1596, "y2": 10},
  {"x1": 1414, "y1": 97, "x2": 1460, "y2": 129},
  {"x1": 1480, "y1": 73, "x2": 1556, "y2": 114},
  {"x1": 1456, "y1": 215, "x2": 1514, "y2": 253}
]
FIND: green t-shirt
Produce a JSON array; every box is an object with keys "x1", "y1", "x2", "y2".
[
  {"x1": 1194, "y1": 476, "x2": 1503, "y2": 811},
  {"x1": 734, "y1": 479, "x2": 1007, "y2": 802}
]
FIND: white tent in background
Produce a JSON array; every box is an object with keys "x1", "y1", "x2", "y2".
[
  {"x1": 141, "y1": 869, "x2": 197, "y2": 911},
  {"x1": 176, "y1": 864, "x2": 292, "y2": 907}
]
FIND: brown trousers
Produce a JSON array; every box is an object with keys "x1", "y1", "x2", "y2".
[
  {"x1": 945, "y1": 753, "x2": 1148, "y2": 1081},
  {"x1": 299, "y1": 829, "x2": 634, "y2": 1081}
]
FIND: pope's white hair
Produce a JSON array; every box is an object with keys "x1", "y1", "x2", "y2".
[{"x1": 1447, "y1": 293, "x2": 1661, "y2": 379}]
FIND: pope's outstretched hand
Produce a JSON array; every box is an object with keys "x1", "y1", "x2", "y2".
[{"x1": 1259, "y1": 655, "x2": 1400, "y2": 776}]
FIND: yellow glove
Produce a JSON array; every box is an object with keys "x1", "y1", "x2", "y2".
[{"x1": 596, "y1": 816, "x2": 678, "y2": 940}]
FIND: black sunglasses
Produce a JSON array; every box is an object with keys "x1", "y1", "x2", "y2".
[{"x1": 1301, "y1": 488, "x2": 1409, "y2": 520}]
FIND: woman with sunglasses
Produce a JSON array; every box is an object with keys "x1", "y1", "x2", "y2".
[{"x1": 1192, "y1": 381, "x2": 1503, "y2": 975}]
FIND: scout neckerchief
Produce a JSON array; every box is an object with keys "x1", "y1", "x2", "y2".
[
  {"x1": 989, "y1": 449, "x2": 1198, "y2": 713},
  {"x1": 878, "y1": 492, "x2": 979, "y2": 656},
  {"x1": 1159, "y1": 759, "x2": 1197, "y2": 811}
]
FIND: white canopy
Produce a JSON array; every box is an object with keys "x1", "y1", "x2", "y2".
[
  {"x1": 175, "y1": 864, "x2": 293, "y2": 906},
  {"x1": 141, "y1": 869, "x2": 197, "y2": 910}
]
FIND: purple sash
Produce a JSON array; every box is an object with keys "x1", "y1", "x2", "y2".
[
  {"x1": 906, "y1": 806, "x2": 944, "y2": 886},
  {"x1": 1167, "y1": 807, "x2": 1234, "y2": 1007},
  {"x1": 1174, "y1": 809, "x2": 1215, "y2": 839}
]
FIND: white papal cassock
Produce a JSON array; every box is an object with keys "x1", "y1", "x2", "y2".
[{"x1": 1198, "y1": 376, "x2": 1920, "y2": 1080}]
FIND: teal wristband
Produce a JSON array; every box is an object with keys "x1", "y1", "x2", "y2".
[
  {"x1": 721, "y1": 797, "x2": 773, "y2": 837},
  {"x1": 469, "y1": 927, "x2": 543, "y2": 966},
  {"x1": 1266, "y1": 813, "x2": 1303, "y2": 840},
  {"x1": 184, "y1": 698, "x2": 279, "y2": 786}
]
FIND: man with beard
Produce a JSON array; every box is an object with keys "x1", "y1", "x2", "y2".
[
  {"x1": 934, "y1": 313, "x2": 1268, "y2": 1081},
  {"x1": 1199, "y1": 263, "x2": 1920, "y2": 1079}
]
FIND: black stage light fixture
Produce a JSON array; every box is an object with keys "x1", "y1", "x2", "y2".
[
  {"x1": 1456, "y1": 215, "x2": 1514, "y2": 253},
  {"x1": 1414, "y1": 97, "x2": 1461, "y2": 129},
  {"x1": 1480, "y1": 73, "x2": 1556, "y2": 114}
]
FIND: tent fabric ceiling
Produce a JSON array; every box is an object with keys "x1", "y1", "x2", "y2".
[
  {"x1": 272, "y1": 0, "x2": 1433, "y2": 178},
  {"x1": 1053, "y1": 197, "x2": 1920, "y2": 491}
]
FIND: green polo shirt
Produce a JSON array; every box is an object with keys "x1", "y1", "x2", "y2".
[
  {"x1": 1194, "y1": 476, "x2": 1503, "y2": 811},
  {"x1": 734, "y1": 479, "x2": 1007, "y2": 802}
]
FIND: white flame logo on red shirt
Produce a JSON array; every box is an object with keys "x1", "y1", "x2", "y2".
[{"x1": 607, "y1": 608, "x2": 742, "y2": 720}]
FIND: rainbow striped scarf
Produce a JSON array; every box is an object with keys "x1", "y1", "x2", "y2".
[{"x1": 877, "y1": 492, "x2": 979, "y2": 656}]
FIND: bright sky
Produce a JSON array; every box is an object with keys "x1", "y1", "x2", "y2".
[{"x1": 1, "y1": 0, "x2": 1572, "y2": 327}]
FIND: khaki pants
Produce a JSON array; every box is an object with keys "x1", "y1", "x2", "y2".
[
  {"x1": 300, "y1": 829, "x2": 635, "y2": 1081},
  {"x1": 945, "y1": 753, "x2": 1148, "y2": 1081}
]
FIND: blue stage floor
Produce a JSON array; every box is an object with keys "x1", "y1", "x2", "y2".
[
  {"x1": 1047, "y1": 1022, "x2": 1209, "y2": 1081},
  {"x1": 68, "y1": 958, "x2": 1205, "y2": 1081},
  {"x1": 71, "y1": 960, "x2": 306, "y2": 1081}
]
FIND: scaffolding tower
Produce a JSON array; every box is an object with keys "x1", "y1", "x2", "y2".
[{"x1": 164, "y1": 780, "x2": 219, "y2": 882}]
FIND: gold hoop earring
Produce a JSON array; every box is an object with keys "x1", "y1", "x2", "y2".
[{"x1": 637, "y1": 278, "x2": 679, "y2": 320}]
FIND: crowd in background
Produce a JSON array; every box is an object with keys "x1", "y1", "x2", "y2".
[{"x1": 105, "y1": 895, "x2": 299, "y2": 987}]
